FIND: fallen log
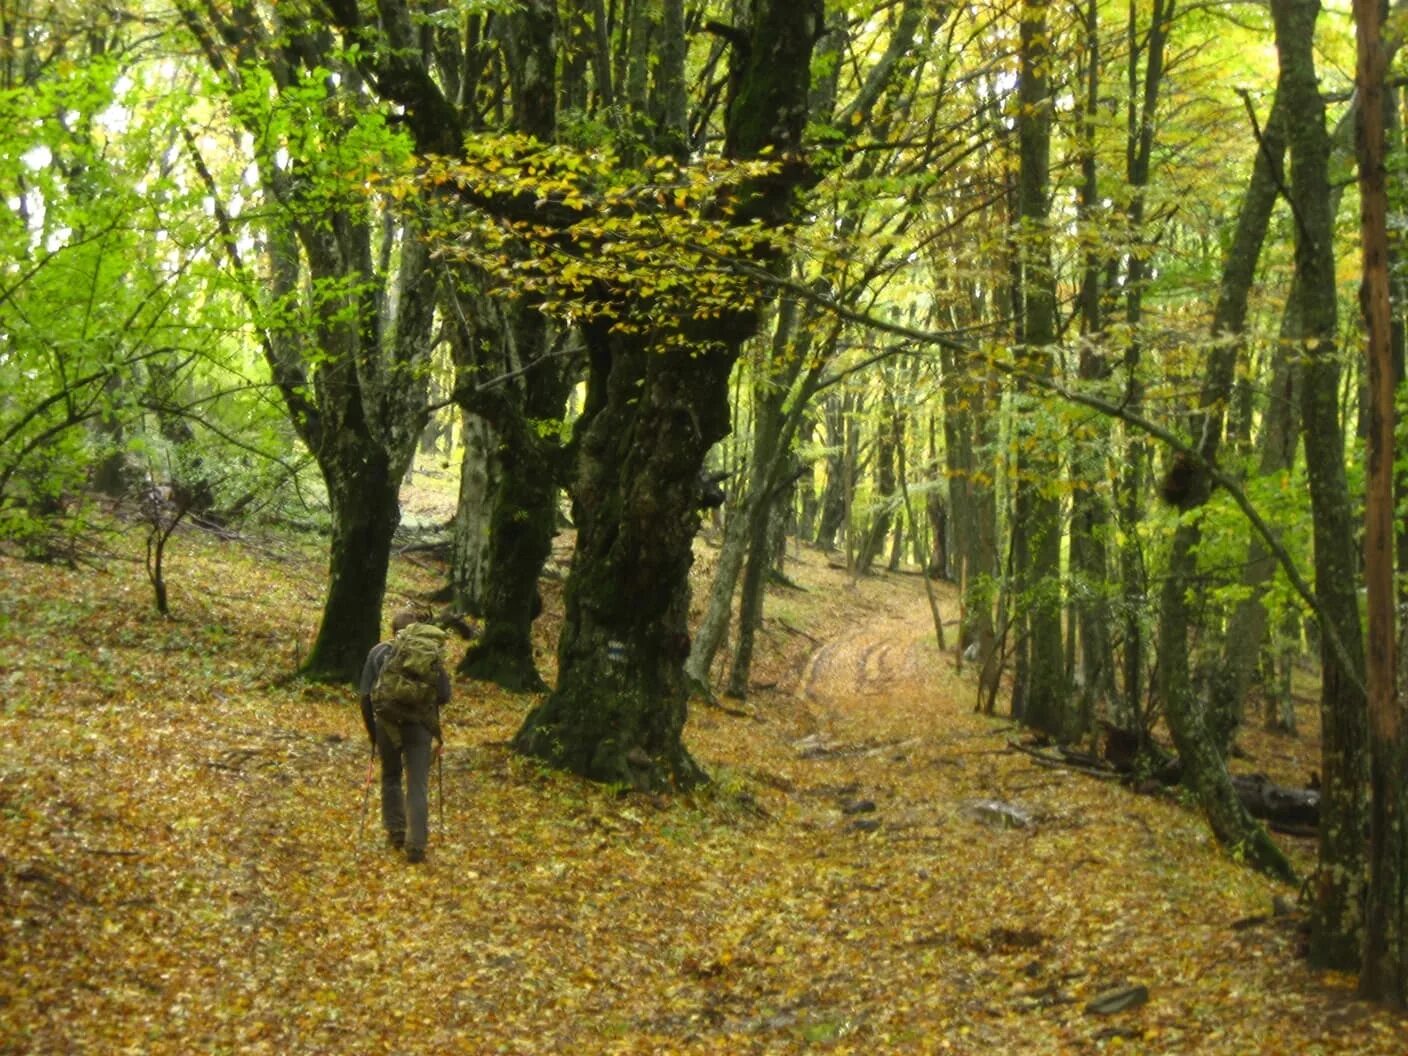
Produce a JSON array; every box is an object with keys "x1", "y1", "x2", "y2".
[
  {"x1": 1014, "y1": 732, "x2": 1320, "y2": 833},
  {"x1": 1230, "y1": 772, "x2": 1319, "y2": 834}
]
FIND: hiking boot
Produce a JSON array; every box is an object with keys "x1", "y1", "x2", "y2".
[
  {"x1": 405, "y1": 847, "x2": 426, "y2": 864},
  {"x1": 387, "y1": 831, "x2": 405, "y2": 851}
]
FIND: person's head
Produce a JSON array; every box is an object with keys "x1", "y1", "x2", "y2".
[{"x1": 390, "y1": 608, "x2": 423, "y2": 635}]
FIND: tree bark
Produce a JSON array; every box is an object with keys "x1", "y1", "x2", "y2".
[
  {"x1": 942, "y1": 343, "x2": 1000, "y2": 703},
  {"x1": 855, "y1": 376, "x2": 900, "y2": 577},
  {"x1": 449, "y1": 412, "x2": 498, "y2": 616},
  {"x1": 338, "y1": 0, "x2": 576, "y2": 691},
  {"x1": 513, "y1": 323, "x2": 729, "y2": 788},
  {"x1": 514, "y1": 0, "x2": 826, "y2": 788},
  {"x1": 1356, "y1": 0, "x2": 1407, "y2": 1003},
  {"x1": 179, "y1": 4, "x2": 444, "y2": 682},
  {"x1": 1272, "y1": 0, "x2": 1371, "y2": 970},
  {"x1": 720, "y1": 294, "x2": 820, "y2": 698},
  {"x1": 1146, "y1": 73, "x2": 1294, "y2": 882},
  {"x1": 1069, "y1": 0, "x2": 1115, "y2": 724},
  {"x1": 1012, "y1": 0, "x2": 1067, "y2": 738},
  {"x1": 813, "y1": 391, "x2": 849, "y2": 550},
  {"x1": 452, "y1": 299, "x2": 573, "y2": 692}
]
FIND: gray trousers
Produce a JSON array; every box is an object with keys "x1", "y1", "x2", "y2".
[{"x1": 376, "y1": 721, "x2": 433, "y2": 854}]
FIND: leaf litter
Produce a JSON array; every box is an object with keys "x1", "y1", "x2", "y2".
[{"x1": 0, "y1": 520, "x2": 1405, "y2": 1054}]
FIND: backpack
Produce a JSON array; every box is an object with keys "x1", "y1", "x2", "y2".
[{"x1": 371, "y1": 622, "x2": 448, "y2": 746}]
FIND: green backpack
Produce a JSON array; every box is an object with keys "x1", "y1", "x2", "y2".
[{"x1": 371, "y1": 622, "x2": 448, "y2": 746}]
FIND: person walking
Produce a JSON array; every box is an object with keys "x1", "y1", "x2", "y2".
[{"x1": 359, "y1": 609, "x2": 451, "y2": 863}]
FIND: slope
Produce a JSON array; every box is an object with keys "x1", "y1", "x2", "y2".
[{"x1": 0, "y1": 512, "x2": 1402, "y2": 1054}]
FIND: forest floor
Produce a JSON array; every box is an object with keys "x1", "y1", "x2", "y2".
[{"x1": 2, "y1": 484, "x2": 1406, "y2": 1054}]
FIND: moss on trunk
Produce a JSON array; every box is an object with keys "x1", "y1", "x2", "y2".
[
  {"x1": 514, "y1": 327, "x2": 729, "y2": 790},
  {"x1": 302, "y1": 450, "x2": 401, "y2": 684}
]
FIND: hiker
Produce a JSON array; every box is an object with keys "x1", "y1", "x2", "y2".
[{"x1": 359, "y1": 609, "x2": 452, "y2": 863}]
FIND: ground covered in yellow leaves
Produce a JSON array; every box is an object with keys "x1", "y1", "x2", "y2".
[{"x1": 2, "y1": 508, "x2": 1405, "y2": 1054}]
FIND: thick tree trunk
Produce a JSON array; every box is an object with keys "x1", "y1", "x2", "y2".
[
  {"x1": 447, "y1": 4, "x2": 571, "y2": 692},
  {"x1": 455, "y1": 303, "x2": 573, "y2": 692},
  {"x1": 305, "y1": 454, "x2": 403, "y2": 682},
  {"x1": 457, "y1": 455, "x2": 557, "y2": 691},
  {"x1": 515, "y1": 0, "x2": 825, "y2": 786},
  {"x1": 299, "y1": 215, "x2": 436, "y2": 682},
  {"x1": 513, "y1": 326, "x2": 731, "y2": 788},
  {"x1": 181, "y1": 6, "x2": 442, "y2": 684}
]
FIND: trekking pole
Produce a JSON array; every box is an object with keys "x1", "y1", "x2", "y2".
[{"x1": 435, "y1": 741, "x2": 445, "y2": 830}]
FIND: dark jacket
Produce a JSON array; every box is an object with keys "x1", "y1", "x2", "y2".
[{"x1": 358, "y1": 640, "x2": 452, "y2": 744}]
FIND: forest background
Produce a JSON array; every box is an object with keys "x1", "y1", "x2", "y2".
[{"x1": 5, "y1": 0, "x2": 1408, "y2": 1048}]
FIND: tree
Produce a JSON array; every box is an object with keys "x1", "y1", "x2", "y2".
[
  {"x1": 688, "y1": 0, "x2": 932, "y2": 699},
  {"x1": 439, "y1": 3, "x2": 579, "y2": 693},
  {"x1": 1355, "y1": 0, "x2": 1407, "y2": 1003},
  {"x1": 1010, "y1": 0, "x2": 1067, "y2": 737},
  {"x1": 1152, "y1": 82, "x2": 1296, "y2": 882},
  {"x1": 511, "y1": 0, "x2": 827, "y2": 789},
  {"x1": 0, "y1": 8, "x2": 294, "y2": 563},
  {"x1": 1271, "y1": 0, "x2": 1370, "y2": 970},
  {"x1": 177, "y1": 2, "x2": 442, "y2": 681}
]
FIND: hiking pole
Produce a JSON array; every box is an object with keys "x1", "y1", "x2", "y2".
[{"x1": 435, "y1": 740, "x2": 445, "y2": 831}]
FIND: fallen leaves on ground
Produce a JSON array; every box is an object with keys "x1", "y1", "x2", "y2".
[{"x1": 0, "y1": 515, "x2": 1404, "y2": 1055}]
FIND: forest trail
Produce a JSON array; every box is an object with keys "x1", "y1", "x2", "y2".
[
  {"x1": 794, "y1": 585, "x2": 935, "y2": 701},
  {"x1": 3, "y1": 526, "x2": 1407, "y2": 1054}
]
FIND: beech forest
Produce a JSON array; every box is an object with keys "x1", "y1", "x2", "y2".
[{"x1": 4, "y1": 0, "x2": 1408, "y2": 1052}]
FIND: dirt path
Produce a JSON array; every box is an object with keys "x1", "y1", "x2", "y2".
[
  {"x1": 795, "y1": 593, "x2": 938, "y2": 701},
  {"x1": 776, "y1": 572, "x2": 965, "y2": 759}
]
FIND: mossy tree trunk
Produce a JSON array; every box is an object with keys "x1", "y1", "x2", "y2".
[
  {"x1": 327, "y1": 0, "x2": 574, "y2": 691},
  {"x1": 514, "y1": 0, "x2": 825, "y2": 789},
  {"x1": 180, "y1": 3, "x2": 471, "y2": 683},
  {"x1": 1153, "y1": 84, "x2": 1294, "y2": 882},
  {"x1": 453, "y1": 298, "x2": 574, "y2": 692},
  {"x1": 297, "y1": 219, "x2": 437, "y2": 683},
  {"x1": 514, "y1": 325, "x2": 735, "y2": 787},
  {"x1": 1272, "y1": 0, "x2": 1370, "y2": 971},
  {"x1": 452, "y1": 1, "x2": 569, "y2": 693}
]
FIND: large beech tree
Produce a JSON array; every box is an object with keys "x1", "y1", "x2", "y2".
[
  {"x1": 512, "y1": 1, "x2": 826, "y2": 789},
  {"x1": 314, "y1": 0, "x2": 577, "y2": 693},
  {"x1": 177, "y1": 2, "x2": 441, "y2": 682}
]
